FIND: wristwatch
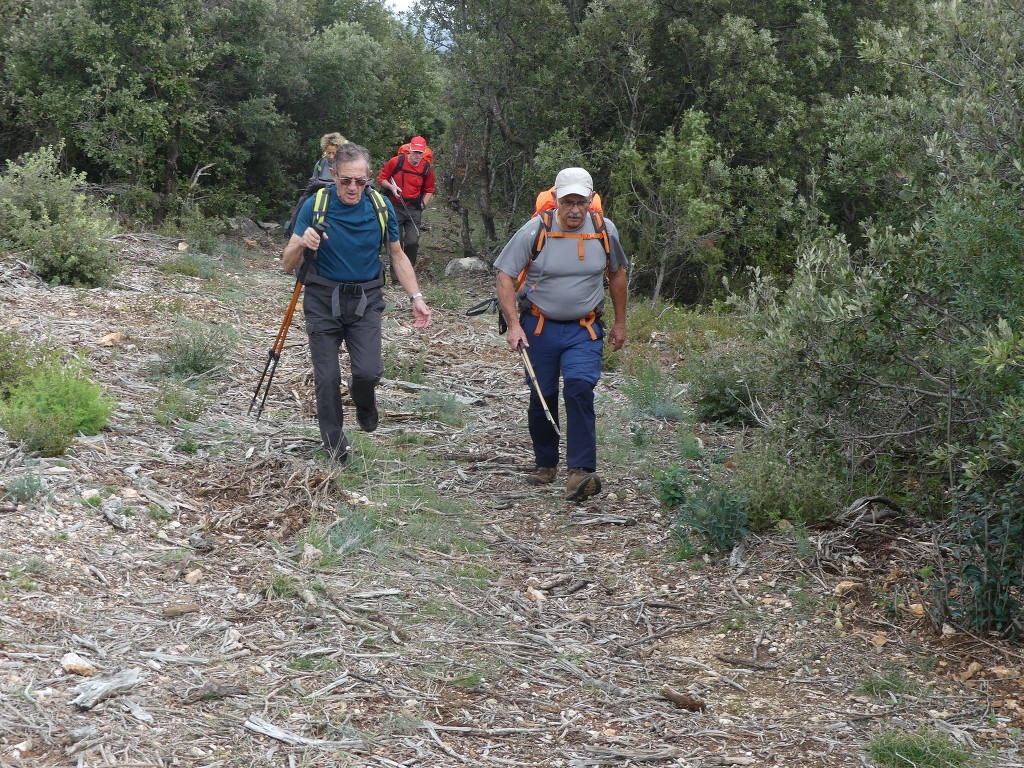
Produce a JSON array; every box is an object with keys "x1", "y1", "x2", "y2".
[{"x1": 410, "y1": 291, "x2": 423, "y2": 301}]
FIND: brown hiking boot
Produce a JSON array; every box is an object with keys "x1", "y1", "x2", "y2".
[
  {"x1": 565, "y1": 469, "x2": 601, "y2": 501},
  {"x1": 526, "y1": 466, "x2": 558, "y2": 485}
]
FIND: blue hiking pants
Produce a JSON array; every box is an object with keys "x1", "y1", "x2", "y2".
[{"x1": 519, "y1": 311, "x2": 604, "y2": 471}]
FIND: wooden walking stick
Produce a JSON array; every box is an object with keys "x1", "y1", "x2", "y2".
[{"x1": 518, "y1": 342, "x2": 560, "y2": 436}]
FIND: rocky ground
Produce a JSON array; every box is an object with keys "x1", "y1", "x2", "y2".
[{"x1": 0, "y1": 214, "x2": 1022, "y2": 768}]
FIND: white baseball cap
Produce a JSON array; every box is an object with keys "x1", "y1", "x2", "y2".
[{"x1": 554, "y1": 167, "x2": 593, "y2": 199}]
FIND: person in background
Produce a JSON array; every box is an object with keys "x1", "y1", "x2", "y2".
[
  {"x1": 282, "y1": 143, "x2": 431, "y2": 463},
  {"x1": 493, "y1": 167, "x2": 628, "y2": 501},
  {"x1": 285, "y1": 132, "x2": 348, "y2": 236},
  {"x1": 377, "y1": 135, "x2": 435, "y2": 271}
]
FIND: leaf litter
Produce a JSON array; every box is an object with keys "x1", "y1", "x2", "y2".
[{"x1": 0, "y1": 227, "x2": 1022, "y2": 767}]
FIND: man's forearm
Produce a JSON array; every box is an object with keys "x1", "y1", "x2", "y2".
[{"x1": 496, "y1": 273, "x2": 520, "y2": 331}]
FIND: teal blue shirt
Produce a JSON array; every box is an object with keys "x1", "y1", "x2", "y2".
[{"x1": 295, "y1": 188, "x2": 399, "y2": 282}]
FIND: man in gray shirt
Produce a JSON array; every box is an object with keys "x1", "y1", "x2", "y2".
[{"x1": 494, "y1": 167, "x2": 628, "y2": 501}]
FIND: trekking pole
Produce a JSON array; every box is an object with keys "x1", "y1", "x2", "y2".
[
  {"x1": 518, "y1": 341, "x2": 560, "y2": 436},
  {"x1": 389, "y1": 177, "x2": 420, "y2": 237},
  {"x1": 248, "y1": 224, "x2": 324, "y2": 420}
]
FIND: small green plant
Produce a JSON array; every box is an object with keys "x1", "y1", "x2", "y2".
[
  {"x1": 154, "y1": 382, "x2": 210, "y2": 425},
  {"x1": 0, "y1": 363, "x2": 115, "y2": 456},
  {"x1": 671, "y1": 480, "x2": 749, "y2": 553},
  {"x1": 0, "y1": 330, "x2": 46, "y2": 397},
  {"x1": 932, "y1": 487, "x2": 1024, "y2": 635},
  {"x1": 155, "y1": 321, "x2": 234, "y2": 378},
  {"x1": 623, "y1": 359, "x2": 683, "y2": 420},
  {"x1": 857, "y1": 666, "x2": 920, "y2": 699},
  {"x1": 83, "y1": 492, "x2": 102, "y2": 507},
  {"x1": 163, "y1": 202, "x2": 223, "y2": 254},
  {"x1": 158, "y1": 252, "x2": 216, "y2": 279},
  {"x1": 685, "y1": 341, "x2": 768, "y2": 426},
  {"x1": 0, "y1": 144, "x2": 116, "y2": 287},
  {"x1": 3, "y1": 472, "x2": 49, "y2": 503},
  {"x1": 147, "y1": 504, "x2": 172, "y2": 523},
  {"x1": 267, "y1": 574, "x2": 301, "y2": 599},
  {"x1": 415, "y1": 391, "x2": 468, "y2": 427},
  {"x1": 678, "y1": 431, "x2": 705, "y2": 460},
  {"x1": 629, "y1": 422, "x2": 651, "y2": 447},
  {"x1": 423, "y1": 282, "x2": 464, "y2": 310},
  {"x1": 654, "y1": 465, "x2": 691, "y2": 508},
  {"x1": 865, "y1": 726, "x2": 974, "y2": 768},
  {"x1": 288, "y1": 656, "x2": 337, "y2": 671},
  {"x1": 175, "y1": 437, "x2": 199, "y2": 454},
  {"x1": 384, "y1": 344, "x2": 428, "y2": 383}
]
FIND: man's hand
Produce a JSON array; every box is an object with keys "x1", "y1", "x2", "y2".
[
  {"x1": 299, "y1": 226, "x2": 326, "y2": 250},
  {"x1": 608, "y1": 320, "x2": 626, "y2": 351},
  {"x1": 506, "y1": 324, "x2": 527, "y2": 352},
  {"x1": 411, "y1": 297, "x2": 431, "y2": 328}
]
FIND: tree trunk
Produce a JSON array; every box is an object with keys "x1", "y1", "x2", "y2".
[
  {"x1": 156, "y1": 126, "x2": 180, "y2": 225},
  {"x1": 479, "y1": 114, "x2": 497, "y2": 244},
  {"x1": 461, "y1": 205, "x2": 474, "y2": 259}
]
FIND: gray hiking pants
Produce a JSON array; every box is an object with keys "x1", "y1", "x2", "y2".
[{"x1": 303, "y1": 282, "x2": 385, "y2": 455}]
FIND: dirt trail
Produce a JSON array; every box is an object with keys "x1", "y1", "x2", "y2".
[{"x1": 0, "y1": 227, "x2": 1022, "y2": 767}]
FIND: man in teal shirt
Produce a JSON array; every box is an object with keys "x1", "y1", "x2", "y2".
[{"x1": 283, "y1": 143, "x2": 431, "y2": 462}]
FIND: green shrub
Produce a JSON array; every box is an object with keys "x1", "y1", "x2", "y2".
[
  {"x1": 931, "y1": 486, "x2": 1024, "y2": 636},
  {"x1": 156, "y1": 321, "x2": 234, "y2": 378},
  {"x1": 865, "y1": 726, "x2": 974, "y2": 768},
  {"x1": 653, "y1": 465, "x2": 690, "y2": 508},
  {"x1": 623, "y1": 359, "x2": 683, "y2": 420},
  {"x1": 686, "y1": 341, "x2": 768, "y2": 425},
  {"x1": 728, "y1": 434, "x2": 850, "y2": 529},
  {"x1": 158, "y1": 253, "x2": 216, "y2": 279},
  {"x1": 415, "y1": 391, "x2": 468, "y2": 427},
  {"x1": 384, "y1": 344, "x2": 427, "y2": 383},
  {"x1": 0, "y1": 364, "x2": 115, "y2": 456},
  {"x1": 153, "y1": 382, "x2": 210, "y2": 425},
  {"x1": 0, "y1": 144, "x2": 116, "y2": 287},
  {"x1": 0, "y1": 330, "x2": 39, "y2": 397},
  {"x1": 163, "y1": 202, "x2": 223, "y2": 254},
  {"x1": 671, "y1": 480, "x2": 750, "y2": 553},
  {"x1": 3, "y1": 472, "x2": 49, "y2": 503}
]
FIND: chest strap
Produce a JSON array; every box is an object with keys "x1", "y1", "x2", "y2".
[
  {"x1": 305, "y1": 268, "x2": 384, "y2": 317},
  {"x1": 527, "y1": 305, "x2": 600, "y2": 340}
]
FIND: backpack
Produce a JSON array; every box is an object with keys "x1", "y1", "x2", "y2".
[
  {"x1": 516, "y1": 208, "x2": 610, "y2": 294},
  {"x1": 399, "y1": 142, "x2": 434, "y2": 165},
  {"x1": 466, "y1": 208, "x2": 611, "y2": 335},
  {"x1": 533, "y1": 187, "x2": 604, "y2": 217},
  {"x1": 393, "y1": 153, "x2": 430, "y2": 183},
  {"x1": 311, "y1": 185, "x2": 390, "y2": 255}
]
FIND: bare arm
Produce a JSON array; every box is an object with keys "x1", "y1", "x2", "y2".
[
  {"x1": 497, "y1": 271, "x2": 525, "y2": 351},
  {"x1": 606, "y1": 266, "x2": 627, "y2": 351},
  {"x1": 389, "y1": 240, "x2": 431, "y2": 328}
]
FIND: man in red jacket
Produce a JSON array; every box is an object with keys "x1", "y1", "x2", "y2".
[{"x1": 377, "y1": 136, "x2": 435, "y2": 271}]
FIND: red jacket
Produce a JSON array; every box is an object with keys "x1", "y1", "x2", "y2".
[{"x1": 377, "y1": 154, "x2": 436, "y2": 203}]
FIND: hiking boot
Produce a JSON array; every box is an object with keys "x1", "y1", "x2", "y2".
[
  {"x1": 526, "y1": 466, "x2": 558, "y2": 485},
  {"x1": 356, "y1": 404, "x2": 379, "y2": 433},
  {"x1": 348, "y1": 376, "x2": 379, "y2": 432},
  {"x1": 328, "y1": 433, "x2": 351, "y2": 464},
  {"x1": 565, "y1": 469, "x2": 601, "y2": 501}
]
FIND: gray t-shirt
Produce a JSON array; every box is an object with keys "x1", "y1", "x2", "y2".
[{"x1": 494, "y1": 212, "x2": 627, "y2": 321}]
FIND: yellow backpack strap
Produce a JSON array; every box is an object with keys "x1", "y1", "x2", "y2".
[
  {"x1": 365, "y1": 187, "x2": 389, "y2": 253},
  {"x1": 312, "y1": 186, "x2": 330, "y2": 229}
]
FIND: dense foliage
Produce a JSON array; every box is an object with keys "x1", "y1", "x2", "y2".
[{"x1": 0, "y1": 0, "x2": 443, "y2": 221}]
